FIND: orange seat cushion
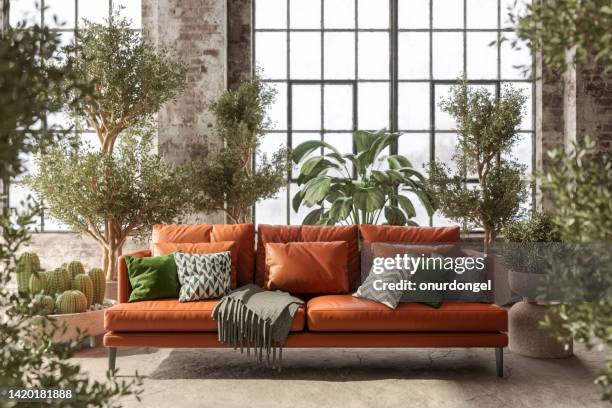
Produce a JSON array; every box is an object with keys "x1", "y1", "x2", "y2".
[
  {"x1": 152, "y1": 241, "x2": 239, "y2": 288},
  {"x1": 104, "y1": 298, "x2": 305, "y2": 332},
  {"x1": 306, "y1": 295, "x2": 507, "y2": 332},
  {"x1": 265, "y1": 242, "x2": 349, "y2": 293}
]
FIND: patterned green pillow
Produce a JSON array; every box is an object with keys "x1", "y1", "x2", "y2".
[
  {"x1": 353, "y1": 263, "x2": 410, "y2": 309},
  {"x1": 173, "y1": 251, "x2": 231, "y2": 302}
]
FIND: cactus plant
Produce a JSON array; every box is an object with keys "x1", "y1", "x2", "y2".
[
  {"x1": 16, "y1": 252, "x2": 41, "y2": 294},
  {"x1": 88, "y1": 268, "x2": 106, "y2": 305},
  {"x1": 67, "y1": 261, "x2": 86, "y2": 286},
  {"x1": 28, "y1": 272, "x2": 47, "y2": 294},
  {"x1": 55, "y1": 290, "x2": 88, "y2": 314},
  {"x1": 73, "y1": 274, "x2": 93, "y2": 307},
  {"x1": 46, "y1": 267, "x2": 71, "y2": 295},
  {"x1": 40, "y1": 295, "x2": 55, "y2": 314}
]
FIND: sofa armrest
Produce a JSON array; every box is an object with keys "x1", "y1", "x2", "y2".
[{"x1": 118, "y1": 248, "x2": 151, "y2": 303}]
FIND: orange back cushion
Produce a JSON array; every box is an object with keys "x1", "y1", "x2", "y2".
[
  {"x1": 256, "y1": 224, "x2": 360, "y2": 290},
  {"x1": 152, "y1": 224, "x2": 255, "y2": 286},
  {"x1": 265, "y1": 242, "x2": 349, "y2": 294},
  {"x1": 360, "y1": 225, "x2": 461, "y2": 243},
  {"x1": 152, "y1": 241, "x2": 239, "y2": 288}
]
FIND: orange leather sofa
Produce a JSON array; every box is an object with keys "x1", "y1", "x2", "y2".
[{"x1": 104, "y1": 224, "x2": 507, "y2": 377}]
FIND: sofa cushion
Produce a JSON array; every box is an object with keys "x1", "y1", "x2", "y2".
[
  {"x1": 359, "y1": 225, "x2": 461, "y2": 243},
  {"x1": 306, "y1": 295, "x2": 507, "y2": 332},
  {"x1": 152, "y1": 224, "x2": 255, "y2": 286},
  {"x1": 257, "y1": 224, "x2": 360, "y2": 291},
  {"x1": 104, "y1": 298, "x2": 305, "y2": 332},
  {"x1": 153, "y1": 241, "x2": 238, "y2": 288},
  {"x1": 265, "y1": 241, "x2": 349, "y2": 293}
]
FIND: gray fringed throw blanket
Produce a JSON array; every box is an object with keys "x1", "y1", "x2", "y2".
[{"x1": 211, "y1": 284, "x2": 304, "y2": 370}]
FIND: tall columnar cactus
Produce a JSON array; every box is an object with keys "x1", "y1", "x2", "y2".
[
  {"x1": 16, "y1": 252, "x2": 41, "y2": 294},
  {"x1": 55, "y1": 290, "x2": 88, "y2": 314},
  {"x1": 73, "y1": 274, "x2": 93, "y2": 307},
  {"x1": 46, "y1": 267, "x2": 71, "y2": 295},
  {"x1": 67, "y1": 261, "x2": 86, "y2": 285},
  {"x1": 40, "y1": 295, "x2": 55, "y2": 314},
  {"x1": 88, "y1": 268, "x2": 106, "y2": 305},
  {"x1": 28, "y1": 272, "x2": 47, "y2": 294}
]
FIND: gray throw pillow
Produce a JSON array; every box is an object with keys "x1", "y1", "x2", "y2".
[
  {"x1": 174, "y1": 251, "x2": 231, "y2": 302},
  {"x1": 353, "y1": 263, "x2": 410, "y2": 309}
]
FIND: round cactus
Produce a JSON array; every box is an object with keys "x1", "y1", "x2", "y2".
[
  {"x1": 39, "y1": 295, "x2": 55, "y2": 314},
  {"x1": 28, "y1": 272, "x2": 47, "y2": 294},
  {"x1": 16, "y1": 252, "x2": 41, "y2": 295},
  {"x1": 67, "y1": 261, "x2": 86, "y2": 284},
  {"x1": 73, "y1": 274, "x2": 93, "y2": 307},
  {"x1": 55, "y1": 290, "x2": 88, "y2": 314},
  {"x1": 46, "y1": 268, "x2": 71, "y2": 295},
  {"x1": 88, "y1": 268, "x2": 106, "y2": 305}
]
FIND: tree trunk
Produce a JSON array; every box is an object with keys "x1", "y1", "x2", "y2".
[
  {"x1": 483, "y1": 225, "x2": 496, "y2": 254},
  {"x1": 102, "y1": 243, "x2": 123, "y2": 281}
]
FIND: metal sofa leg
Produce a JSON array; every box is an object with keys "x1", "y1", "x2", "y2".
[
  {"x1": 495, "y1": 347, "x2": 503, "y2": 377},
  {"x1": 109, "y1": 347, "x2": 117, "y2": 373}
]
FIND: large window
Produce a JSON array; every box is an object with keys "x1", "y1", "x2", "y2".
[
  {"x1": 6, "y1": 0, "x2": 141, "y2": 231},
  {"x1": 254, "y1": 0, "x2": 534, "y2": 226}
]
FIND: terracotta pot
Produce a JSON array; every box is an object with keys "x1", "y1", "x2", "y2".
[{"x1": 42, "y1": 302, "x2": 114, "y2": 346}]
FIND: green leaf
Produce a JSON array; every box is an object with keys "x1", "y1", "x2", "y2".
[
  {"x1": 302, "y1": 208, "x2": 324, "y2": 225},
  {"x1": 387, "y1": 154, "x2": 413, "y2": 170},
  {"x1": 396, "y1": 194, "x2": 416, "y2": 218},
  {"x1": 300, "y1": 157, "x2": 337, "y2": 176},
  {"x1": 303, "y1": 177, "x2": 332, "y2": 205},
  {"x1": 371, "y1": 170, "x2": 391, "y2": 184},
  {"x1": 385, "y1": 205, "x2": 407, "y2": 226},
  {"x1": 413, "y1": 189, "x2": 437, "y2": 216},
  {"x1": 364, "y1": 132, "x2": 397, "y2": 166},
  {"x1": 292, "y1": 190, "x2": 305, "y2": 213},
  {"x1": 329, "y1": 197, "x2": 353, "y2": 221},
  {"x1": 354, "y1": 130, "x2": 377, "y2": 153},
  {"x1": 292, "y1": 140, "x2": 343, "y2": 164},
  {"x1": 353, "y1": 187, "x2": 385, "y2": 212}
]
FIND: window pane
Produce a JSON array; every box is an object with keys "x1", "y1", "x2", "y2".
[
  {"x1": 398, "y1": 133, "x2": 430, "y2": 172},
  {"x1": 9, "y1": 0, "x2": 40, "y2": 26},
  {"x1": 78, "y1": 0, "x2": 110, "y2": 25},
  {"x1": 398, "y1": 32, "x2": 429, "y2": 79},
  {"x1": 324, "y1": 32, "x2": 355, "y2": 79},
  {"x1": 358, "y1": 0, "x2": 389, "y2": 29},
  {"x1": 80, "y1": 132, "x2": 102, "y2": 150},
  {"x1": 255, "y1": 32, "x2": 287, "y2": 79},
  {"x1": 398, "y1": 82, "x2": 430, "y2": 130},
  {"x1": 501, "y1": 0, "x2": 529, "y2": 28},
  {"x1": 115, "y1": 0, "x2": 142, "y2": 29},
  {"x1": 432, "y1": 211, "x2": 457, "y2": 227},
  {"x1": 503, "y1": 132, "x2": 532, "y2": 174},
  {"x1": 292, "y1": 85, "x2": 321, "y2": 130},
  {"x1": 358, "y1": 82, "x2": 389, "y2": 130},
  {"x1": 404, "y1": 191, "x2": 431, "y2": 226},
  {"x1": 256, "y1": 185, "x2": 288, "y2": 225},
  {"x1": 290, "y1": 0, "x2": 320, "y2": 29},
  {"x1": 258, "y1": 133, "x2": 287, "y2": 170},
  {"x1": 292, "y1": 132, "x2": 321, "y2": 173},
  {"x1": 46, "y1": 110, "x2": 73, "y2": 130},
  {"x1": 358, "y1": 32, "x2": 389, "y2": 80},
  {"x1": 467, "y1": 32, "x2": 498, "y2": 79},
  {"x1": 466, "y1": 0, "x2": 498, "y2": 29},
  {"x1": 501, "y1": 32, "x2": 531, "y2": 79},
  {"x1": 324, "y1": 85, "x2": 353, "y2": 130},
  {"x1": 435, "y1": 84, "x2": 456, "y2": 130},
  {"x1": 45, "y1": 0, "x2": 76, "y2": 28},
  {"x1": 255, "y1": 0, "x2": 287, "y2": 29},
  {"x1": 433, "y1": 0, "x2": 463, "y2": 28},
  {"x1": 290, "y1": 32, "x2": 321, "y2": 79},
  {"x1": 432, "y1": 32, "x2": 463, "y2": 79},
  {"x1": 267, "y1": 82, "x2": 287, "y2": 130},
  {"x1": 398, "y1": 0, "x2": 429, "y2": 29},
  {"x1": 324, "y1": 0, "x2": 354, "y2": 29},
  {"x1": 434, "y1": 132, "x2": 458, "y2": 172}
]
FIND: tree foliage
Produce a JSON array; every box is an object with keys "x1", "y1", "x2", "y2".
[
  {"x1": 25, "y1": 129, "x2": 191, "y2": 279},
  {"x1": 426, "y1": 78, "x2": 528, "y2": 250},
  {"x1": 189, "y1": 77, "x2": 290, "y2": 223},
  {"x1": 511, "y1": 0, "x2": 612, "y2": 75},
  {"x1": 292, "y1": 130, "x2": 436, "y2": 225},
  {"x1": 65, "y1": 13, "x2": 186, "y2": 153}
]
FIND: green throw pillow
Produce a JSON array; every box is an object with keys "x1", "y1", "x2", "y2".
[{"x1": 126, "y1": 253, "x2": 180, "y2": 302}]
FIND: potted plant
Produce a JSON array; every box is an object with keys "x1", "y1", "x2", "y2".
[
  {"x1": 291, "y1": 130, "x2": 436, "y2": 225},
  {"x1": 52, "y1": 14, "x2": 186, "y2": 281},
  {"x1": 426, "y1": 77, "x2": 528, "y2": 252},
  {"x1": 188, "y1": 76, "x2": 290, "y2": 223}
]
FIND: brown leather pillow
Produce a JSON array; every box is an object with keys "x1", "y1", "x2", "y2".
[
  {"x1": 152, "y1": 241, "x2": 238, "y2": 288},
  {"x1": 264, "y1": 241, "x2": 349, "y2": 294}
]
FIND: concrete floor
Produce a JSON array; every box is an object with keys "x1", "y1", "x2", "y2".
[{"x1": 72, "y1": 343, "x2": 609, "y2": 408}]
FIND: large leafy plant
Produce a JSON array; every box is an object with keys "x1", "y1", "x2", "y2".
[
  {"x1": 427, "y1": 78, "x2": 528, "y2": 251},
  {"x1": 189, "y1": 76, "x2": 290, "y2": 223},
  {"x1": 26, "y1": 129, "x2": 191, "y2": 280},
  {"x1": 292, "y1": 130, "x2": 436, "y2": 225}
]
